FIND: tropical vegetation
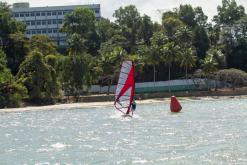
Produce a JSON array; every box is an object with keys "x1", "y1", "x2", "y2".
[{"x1": 1, "y1": 0, "x2": 247, "y2": 107}]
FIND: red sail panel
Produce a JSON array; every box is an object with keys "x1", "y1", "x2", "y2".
[{"x1": 114, "y1": 61, "x2": 135, "y2": 114}]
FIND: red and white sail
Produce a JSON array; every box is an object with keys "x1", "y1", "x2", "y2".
[{"x1": 114, "y1": 61, "x2": 135, "y2": 114}]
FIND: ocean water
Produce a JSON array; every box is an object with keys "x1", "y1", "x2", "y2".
[{"x1": 0, "y1": 98, "x2": 247, "y2": 165}]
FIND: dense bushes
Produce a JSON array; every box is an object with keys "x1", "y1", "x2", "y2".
[
  {"x1": 216, "y1": 69, "x2": 247, "y2": 89},
  {"x1": 0, "y1": 50, "x2": 27, "y2": 108},
  {"x1": 16, "y1": 51, "x2": 60, "y2": 104}
]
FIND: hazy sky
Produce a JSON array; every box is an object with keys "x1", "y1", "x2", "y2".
[{"x1": 4, "y1": 0, "x2": 247, "y2": 22}]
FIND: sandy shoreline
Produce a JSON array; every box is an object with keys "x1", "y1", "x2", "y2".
[
  {"x1": 1, "y1": 95, "x2": 247, "y2": 113},
  {"x1": 0, "y1": 99, "x2": 166, "y2": 113}
]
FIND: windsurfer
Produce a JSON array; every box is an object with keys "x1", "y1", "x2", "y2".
[{"x1": 131, "y1": 99, "x2": 136, "y2": 115}]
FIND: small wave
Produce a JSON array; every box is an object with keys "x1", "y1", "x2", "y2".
[
  {"x1": 35, "y1": 162, "x2": 50, "y2": 165},
  {"x1": 99, "y1": 147, "x2": 108, "y2": 151},
  {"x1": 83, "y1": 145, "x2": 93, "y2": 148},
  {"x1": 132, "y1": 159, "x2": 148, "y2": 164},
  {"x1": 50, "y1": 143, "x2": 71, "y2": 150},
  {"x1": 36, "y1": 148, "x2": 53, "y2": 153},
  {"x1": 109, "y1": 111, "x2": 123, "y2": 119}
]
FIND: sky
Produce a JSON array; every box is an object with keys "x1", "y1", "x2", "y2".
[{"x1": 4, "y1": 0, "x2": 247, "y2": 23}]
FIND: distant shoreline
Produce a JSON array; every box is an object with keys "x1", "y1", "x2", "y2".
[{"x1": 1, "y1": 95, "x2": 247, "y2": 113}]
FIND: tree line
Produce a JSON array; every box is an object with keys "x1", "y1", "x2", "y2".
[{"x1": 1, "y1": 0, "x2": 247, "y2": 108}]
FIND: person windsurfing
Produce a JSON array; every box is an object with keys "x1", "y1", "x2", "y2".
[{"x1": 131, "y1": 99, "x2": 136, "y2": 115}]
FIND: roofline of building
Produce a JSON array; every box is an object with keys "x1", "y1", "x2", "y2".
[{"x1": 12, "y1": 4, "x2": 100, "y2": 12}]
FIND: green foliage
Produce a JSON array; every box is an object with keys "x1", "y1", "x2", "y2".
[
  {"x1": 179, "y1": 48, "x2": 197, "y2": 79},
  {"x1": 0, "y1": 49, "x2": 7, "y2": 71},
  {"x1": 162, "y1": 41, "x2": 181, "y2": 84},
  {"x1": 62, "y1": 8, "x2": 100, "y2": 56},
  {"x1": 178, "y1": 4, "x2": 196, "y2": 27},
  {"x1": 192, "y1": 26, "x2": 210, "y2": 59},
  {"x1": 162, "y1": 42, "x2": 181, "y2": 64},
  {"x1": 194, "y1": 7, "x2": 208, "y2": 27},
  {"x1": 215, "y1": 0, "x2": 245, "y2": 25},
  {"x1": 96, "y1": 18, "x2": 115, "y2": 43},
  {"x1": 202, "y1": 53, "x2": 218, "y2": 76},
  {"x1": 0, "y1": 2, "x2": 27, "y2": 74},
  {"x1": 17, "y1": 51, "x2": 60, "y2": 104},
  {"x1": 61, "y1": 54, "x2": 88, "y2": 99},
  {"x1": 0, "y1": 49, "x2": 27, "y2": 108},
  {"x1": 30, "y1": 35, "x2": 58, "y2": 56},
  {"x1": 140, "y1": 15, "x2": 154, "y2": 45},
  {"x1": 207, "y1": 47, "x2": 227, "y2": 69},
  {"x1": 162, "y1": 13, "x2": 184, "y2": 39},
  {"x1": 5, "y1": 32, "x2": 30, "y2": 75},
  {"x1": 100, "y1": 47, "x2": 128, "y2": 76},
  {"x1": 228, "y1": 41, "x2": 247, "y2": 71},
  {"x1": 113, "y1": 5, "x2": 143, "y2": 53},
  {"x1": 146, "y1": 31, "x2": 168, "y2": 66},
  {"x1": 175, "y1": 26, "x2": 193, "y2": 47},
  {"x1": 216, "y1": 68, "x2": 247, "y2": 89}
]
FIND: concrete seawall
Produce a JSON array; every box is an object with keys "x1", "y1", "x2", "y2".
[{"x1": 75, "y1": 87, "x2": 247, "y2": 102}]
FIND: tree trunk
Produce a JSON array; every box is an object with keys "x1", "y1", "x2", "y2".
[
  {"x1": 153, "y1": 65, "x2": 156, "y2": 86},
  {"x1": 185, "y1": 66, "x2": 188, "y2": 91},
  {"x1": 168, "y1": 62, "x2": 171, "y2": 93},
  {"x1": 107, "y1": 78, "x2": 113, "y2": 95},
  {"x1": 185, "y1": 66, "x2": 188, "y2": 80}
]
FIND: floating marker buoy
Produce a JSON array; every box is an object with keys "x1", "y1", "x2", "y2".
[{"x1": 170, "y1": 96, "x2": 182, "y2": 112}]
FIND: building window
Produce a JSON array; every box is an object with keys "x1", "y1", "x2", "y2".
[
  {"x1": 37, "y1": 30, "x2": 41, "y2": 34},
  {"x1": 58, "y1": 11, "x2": 62, "y2": 15},
  {"x1": 48, "y1": 29, "x2": 52, "y2": 33},
  {"x1": 41, "y1": 12, "x2": 46, "y2": 16},
  {"x1": 26, "y1": 21, "x2": 31, "y2": 26},
  {"x1": 58, "y1": 19, "x2": 63, "y2": 24},
  {"x1": 47, "y1": 20, "x2": 52, "y2": 25},
  {"x1": 31, "y1": 21, "x2": 35, "y2": 26},
  {"x1": 95, "y1": 9, "x2": 100, "y2": 14},
  {"x1": 14, "y1": 13, "x2": 19, "y2": 17},
  {"x1": 52, "y1": 11, "x2": 57, "y2": 16},
  {"x1": 20, "y1": 13, "x2": 24, "y2": 17},
  {"x1": 32, "y1": 30, "x2": 36, "y2": 34},
  {"x1": 47, "y1": 12, "x2": 51, "y2": 16},
  {"x1": 26, "y1": 30, "x2": 30, "y2": 34},
  {"x1": 42, "y1": 20, "x2": 46, "y2": 25},
  {"x1": 37, "y1": 21, "x2": 41, "y2": 25},
  {"x1": 53, "y1": 29, "x2": 58, "y2": 33},
  {"x1": 25, "y1": 13, "x2": 30, "y2": 17},
  {"x1": 52, "y1": 20, "x2": 57, "y2": 24},
  {"x1": 36, "y1": 12, "x2": 40, "y2": 16},
  {"x1": 42, "y1": 30, "x2": 46, "y2": 34},
  {"x1": 30, "y1": 12, "x2": 35, "y2": 17}
]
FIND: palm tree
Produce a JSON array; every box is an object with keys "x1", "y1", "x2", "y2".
[
  {"x1": 175, "y1": 26, "x2": 193, "y2": 47},
  {"x1": 179, "y1": 48, "x2": 197, "y2": 80},
  {"x1": 202, "y1": 53, "x2": 218, "y2": 90},
  {"x1": 143, "y1": 32, "x2": 168, "y2": 83},
  {"x1": 162, "y1": 42, "x2": 180, "y2": 92}
]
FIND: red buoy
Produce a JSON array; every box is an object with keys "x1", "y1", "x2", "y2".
[{"x1": 170, "y1": 96, "x2": 182, "y2": 112}]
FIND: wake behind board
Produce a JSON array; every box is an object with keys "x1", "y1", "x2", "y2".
[{"x1": 121, "y1": 114, "x2": 133, "y2": 118}]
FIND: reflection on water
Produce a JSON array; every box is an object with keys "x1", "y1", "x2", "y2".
[{"x1": 0, "y1": 98, "x2": 247, "y2": 164}]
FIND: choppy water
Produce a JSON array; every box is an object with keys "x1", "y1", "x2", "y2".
[{"x1": 1, "y1": 98, "x2": 247, "y2": 165}]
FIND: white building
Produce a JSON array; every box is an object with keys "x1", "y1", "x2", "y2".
[{"x1": 12, "y1": 2, "x2": 101, "y2": 47}]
